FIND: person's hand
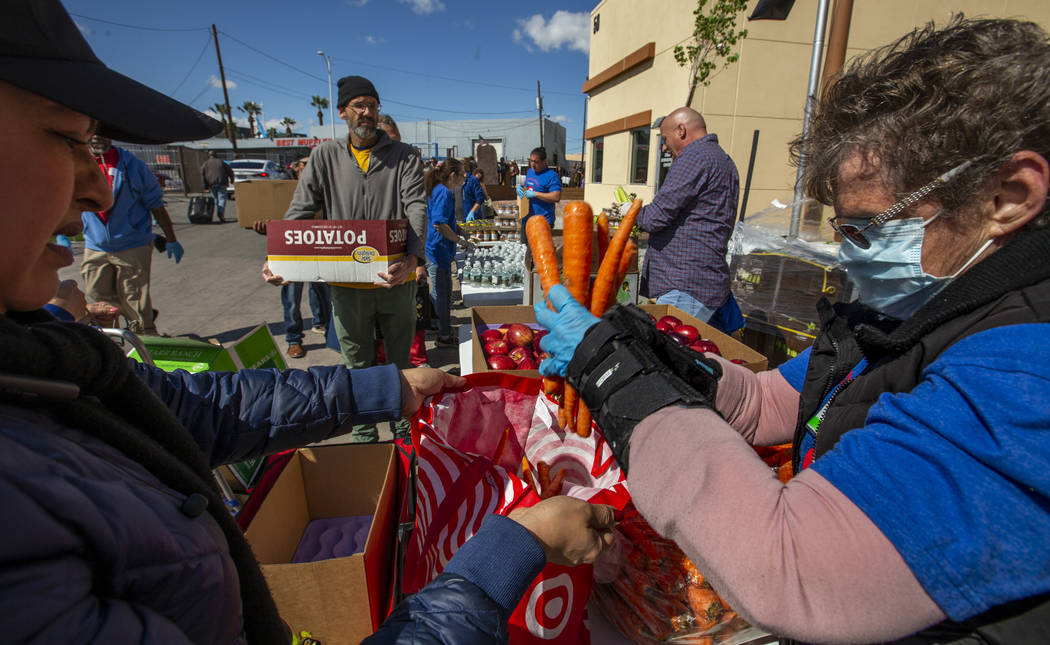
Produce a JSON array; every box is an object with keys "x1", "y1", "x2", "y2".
[
  {"x1": 466, "y1": 211, "x2": 476, "y2": 223},
  {"x1": 524, "y1": 189, "x2": 537, "y2": 199},
  {"x1": 54, "y1": 235, "x2": 72, "y2": 249},
  {"x1": 252, "y1": 220, "x2": 268, "y2": 235},
  {"x1": 415, "y1": 265, "x2": 428, "y2": 286},
  {"x1": 166, "y1": 241, "x2": 184, "y2": 264},
  {"x1": 50, "y1": 279, "x2": 87, "y2": 320},
  {"x1": 85, "y1": 301, "x2": 120, "y2": 326},
  {"x1": 508, "y1": 496, "x2": 616, "y2": 567},
  {"x1": 261, "y1": 260, "x2": 287, "y2": 286},
  {"x1": 533, "y1": 284, "x2": 600, "y2": 377},
  {"x1": 376, "y1": 253, "x2": 419, "y2": 288},
  {"x1": 399, "y1": 367, "x2": 470, "y2": 418},
  {"x1": 458, "y1": 237, "x2": 475, "y2": 253}
]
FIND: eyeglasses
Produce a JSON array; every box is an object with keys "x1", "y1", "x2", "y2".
[
  {"x1": 829, "y1": 160, "x2": 972, "y2": 249},
  {"x1": 346, "y1": 101, "x2": 380, "y2": 114}
]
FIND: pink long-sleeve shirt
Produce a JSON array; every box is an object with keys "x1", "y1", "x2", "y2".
[{"x1": 627, "y1": 357, "x2": 946, "y2": 644}]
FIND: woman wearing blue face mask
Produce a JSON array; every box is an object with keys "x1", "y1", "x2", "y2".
[{"x1": 532, "y1": 17, "x2": 1050, "y2": 644}]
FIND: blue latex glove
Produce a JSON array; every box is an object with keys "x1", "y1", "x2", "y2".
[
  {"x1": 515, "y1": 185, "x2": 525, "y2": 199},
  {"x1": 167, "y1": 241, "x2": 184, "y2": 264},
  {"x1": 466, "y1": 211, "x2": 476, "y2": 222},
  {"x1": 523, "y1": 188, "x2": 537, "y2": 199},
  {"x1": 54, "y1": 235, "x2": 71, "y2": 249},
  {"x1": 533, "y1": 284, "x2": 600, "y2": 377}
]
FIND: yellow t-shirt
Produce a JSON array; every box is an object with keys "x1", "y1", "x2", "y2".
[{"x1": 350, "y1": 144, "x2": 370, "y2": 174}]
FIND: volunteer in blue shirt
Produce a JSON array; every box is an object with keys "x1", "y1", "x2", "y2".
[
  {"x1": 532, "y1": 17, "x2": 1050, "y2": 644},
  {"x1": 518, "y1": 146, "x2": 561, "y2": 237},
  {"x1": 425, "y1": 157, "x2": 473, "y2": 346},
  {"x1": 462, "y1": 165, "x2": 487, "y2": 222}
]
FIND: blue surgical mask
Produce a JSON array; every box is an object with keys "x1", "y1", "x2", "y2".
[{"x1": 838, "y1": 211, "x2": 994, "y2": 319}]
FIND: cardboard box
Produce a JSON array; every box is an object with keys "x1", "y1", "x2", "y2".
[
  {"x1": 266, "y1": 220, "x2": 407, "y2": 284},
  {"x1": 246, "y1": 444, "x2": 399, "y2": 645},
  {"x1": 235, "y1": 180, "x2": 310, "y2": 228},
  {"x1": 470, "y1": 304, "x2": 767, "y2": 377}
]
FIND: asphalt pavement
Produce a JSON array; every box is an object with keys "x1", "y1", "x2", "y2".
[{"x1": 59, "y1": 193, "x2": 466, "y2": 372}]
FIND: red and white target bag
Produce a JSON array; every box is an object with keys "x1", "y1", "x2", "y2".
[{"x1": 404, "y1": 372, "x2": 630, "y2": 644}]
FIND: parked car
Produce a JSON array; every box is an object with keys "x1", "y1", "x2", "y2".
[{"x1": 228, "y1": 159, "x2": 286, "y2": 197}]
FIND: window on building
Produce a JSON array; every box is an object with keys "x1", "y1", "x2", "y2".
[
  {"x1": 591, "y1": 137, "x2": 604, "y2": 184},
  {"x1": 630, "y1": 128, "x2": 650, "y2": 184}
]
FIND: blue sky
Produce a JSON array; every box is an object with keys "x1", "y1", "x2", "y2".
[{"x1": 64, "y1": 0, "x2": 594, "y2": 152}]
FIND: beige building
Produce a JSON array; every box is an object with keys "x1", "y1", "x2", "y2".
[{"x1": 582, "y1": 0, "x2": 1050, "y2": 218}]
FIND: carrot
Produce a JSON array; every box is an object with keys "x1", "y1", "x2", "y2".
[
  {"x1": 542, "y1": 376, "x2": 562, "y2": 397},
  {"x1": 521, "y1": 456, "x2": 536, "y2": 490},
  {"x1": 562, "y1": 391, "x2": 578, "y2": 435},
  {"x1": 561, "y1": 201, "x2": 593, "y2": 305},
  {"x1": 525, "y1": 216, "x2": 559, "y2": 308},
  {"x1": 492, "y1": 426, "x2": 511, "y2": 464},
  {"x1": 596, "y1": 211, "x2": 610, "y2": 267},
  {"x1": 615, "y1": 239, "x2": 638, "y2": 287},
  {"x1": 590, "y1": 199, "x2": 641, "y2": 316},
  {"x1": 576, "y1": 405, "x2": 592, "y2": 438}
]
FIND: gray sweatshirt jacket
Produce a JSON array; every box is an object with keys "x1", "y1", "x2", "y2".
[{"x1": 284, "y1": 131, "x2": 427, "y2": 259}]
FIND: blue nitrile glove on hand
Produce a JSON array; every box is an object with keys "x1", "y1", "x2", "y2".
[
  {"x1": 515, "y1": 185, "x2": 525, "y2": 199},
  {"x1": 533, "y1": 284, "x2": 600, "y2": 377},
  {"x1": 524, "y1": 188, "x2": 536, "y2": 199},
  {"x1": 54, "y1": 235, "x2": 71, "y2": 249},
  {"x1": 466, "y1": 210, "x2": 476, "y2": 222},
  {"x1": 167, "y1": 241, "x2": 184, "y2": 264}
]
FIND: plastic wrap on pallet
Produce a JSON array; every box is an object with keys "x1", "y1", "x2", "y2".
[{"x1": 729, "y1": 198, "x2": 840, "y2": 266}]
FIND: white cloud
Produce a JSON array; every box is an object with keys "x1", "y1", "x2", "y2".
[
  {"x1": 262, "y1": 118, "x2": 285, "y2": 130},
  {"x1": 513, "y1": 11, "x2": 589, "y2": 54},
  {"x1": 552, "y1": 114, "x2": 570, "y2": 123},
  {"x1": 75, "y1": 21, "x2": 93, "y2": 36},
  {"x1": 364, "y1": 34, "x2": 384, "y2": 45},
  {"x1": 208, "y1": 74, "x2": 236, "y2": 90},
  {"x1": 398, "y1": 0, "x2": 445, "y2": 15}
]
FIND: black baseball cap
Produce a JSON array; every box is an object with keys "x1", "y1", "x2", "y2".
[{"x1": 0, "y1": 0, "x2": 222, "y2": 144}]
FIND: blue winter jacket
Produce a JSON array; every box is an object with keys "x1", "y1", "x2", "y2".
[
  {"x1": 0, "y1": 360, "x2": 402, "y2": 644},
  {"x1": 81, "y1": 146, "x2": 165, "y2": 253}
]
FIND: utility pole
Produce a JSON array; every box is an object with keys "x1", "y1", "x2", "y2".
[
  {"x1": 536, "y1": 80, "x2": 544, "y2": 148},
  {"x1": 211, "y1": 24, "x2": 238, "y2": 154},
  {"x1": 580, "y1": 96, "x2": 588, "y2": 174}
]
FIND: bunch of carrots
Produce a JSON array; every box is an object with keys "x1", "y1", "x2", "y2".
[{"x1": 526, "y1": 199, "x2": 642, "y2": 438}]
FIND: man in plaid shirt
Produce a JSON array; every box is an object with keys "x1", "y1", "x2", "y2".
[{"x1": 638, "y1": 107, "x2": 743, "y2": 332}]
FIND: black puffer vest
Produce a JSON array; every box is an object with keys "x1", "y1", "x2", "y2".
[{"x1": 787, "y1": 226, "x2": 1050, "y2": 644}]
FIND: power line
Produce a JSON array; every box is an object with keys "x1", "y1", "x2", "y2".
[
  {"x1": 330, "y1": 55, "x2": 581, "y2": 97},
  {"x1": 217, "y1": 30, "x2": 327, "y2": 83},
  {"x1": 170, "y1": 33, "x2": 213, "y2": 96},
  {"x1": 70, "y1": 13, "x2": 207, "y2": 33},
  {"x1": 382, "y1": 97, "x2": 533, "y2": 116},
  {"x1": 188, "y1": 81, "x2": 213, "y2": 106},
  {"x1": 225, "y1": 67, "x2": 312, "y2": 101}
]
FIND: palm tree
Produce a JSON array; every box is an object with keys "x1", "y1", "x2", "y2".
[
  {"x1": 211, "y1": 102, "x2": 232, "y2": 138},
  {"x1": 280, "y1": 117, "x2": 297, "y2": 136},
  {"x1": 266, "y1": 127, "x2": 278, "y2": 139},
  {"x1": 310, "y1": 95, "x2": 329, "y2": 126},
  {"x1": 238, "y1": 101, "x2": 262, "y2": 138}
]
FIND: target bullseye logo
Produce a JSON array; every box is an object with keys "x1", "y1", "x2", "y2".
[{"x1": 525, "y1": 573, "x2": 573, "y2": 638}]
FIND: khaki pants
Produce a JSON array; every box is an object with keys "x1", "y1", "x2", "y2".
[
  {"x1": 330, "y1": 282, "x2": 417, "y2": 442},
  {"x1": 81, "y1": 244, "x2": 154, "y2": 333}
]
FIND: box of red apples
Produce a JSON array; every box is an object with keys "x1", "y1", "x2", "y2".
[{"x1": 470, "y1": 304, "x2": 767, "y2": 377}]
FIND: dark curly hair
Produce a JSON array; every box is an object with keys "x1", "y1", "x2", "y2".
[{"x1": 790, "y1": 16, "x2": 1050, "y2": 226}]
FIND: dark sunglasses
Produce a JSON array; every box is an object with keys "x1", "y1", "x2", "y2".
[{"x1": 829, "y1": 161, "x2": 972, "y2": 249}]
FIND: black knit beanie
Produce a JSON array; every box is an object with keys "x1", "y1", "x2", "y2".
[{"x1": 337, "y1": 75, "x2": 379, "y2": 109}]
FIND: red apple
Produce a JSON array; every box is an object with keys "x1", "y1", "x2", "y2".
[
  {"x1": 730, "y1": 358, "x2": 749, "y2": 365},
  {"x1": 516, "y1": 357, "x2": 539, "y2": 370},
  {"x1": 508, "y1": 346, "x2": 534, "y2": 365},
  {"x1": 669, "y1": 331, "x2": 692, "y2": 345},
  {"x1": 505, "y1": 323, "x2": 535, "y2": 347},
  {"x1": 658, "y1": 315, "x2": 682, "y2": 329},
  {"x1": 485, "y1": 339, "x2": 510, "y2": 356},
  {"x1": 655, "y1": 320, "x2": 676, "y2": 334},
  {"x1": 532, "y1": 328, "x2": 548, "y2": 350},
  {"x1": 673, "y1": 324, "x2": 699, "y2": 343},
  {"x1": 691, "y1": 339, "x2": 721, "y2": 355},
  {"x1": 480, "y1": 329, "x2": 503, "y2": 343},
  {"x1": 487, "y1": 354, "x2": 517, "y2": 370}
]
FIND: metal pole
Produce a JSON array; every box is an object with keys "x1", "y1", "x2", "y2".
[
  {"x1": 536, "y1": 80, "x2": 544, "y2": 148},
  {"x1": 737, "y1": 129, "x2": 760, "y2": 226},
  {"x1": 318, "y1": 51, "x2": 336, "y2": 141},
  {"x1": 789, "y1": 0, "x2": 831, "y2": 238},
  {"x1": 580, "y1": 96, "x2": 588, "y2": 179},
  {"x1": 211, "y1": 24, "x2": 238, "y2": 154}
]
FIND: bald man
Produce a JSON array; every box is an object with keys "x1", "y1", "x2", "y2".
[{"x1": 637, "y1": 107, "x2": 743, "y2": 332}]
